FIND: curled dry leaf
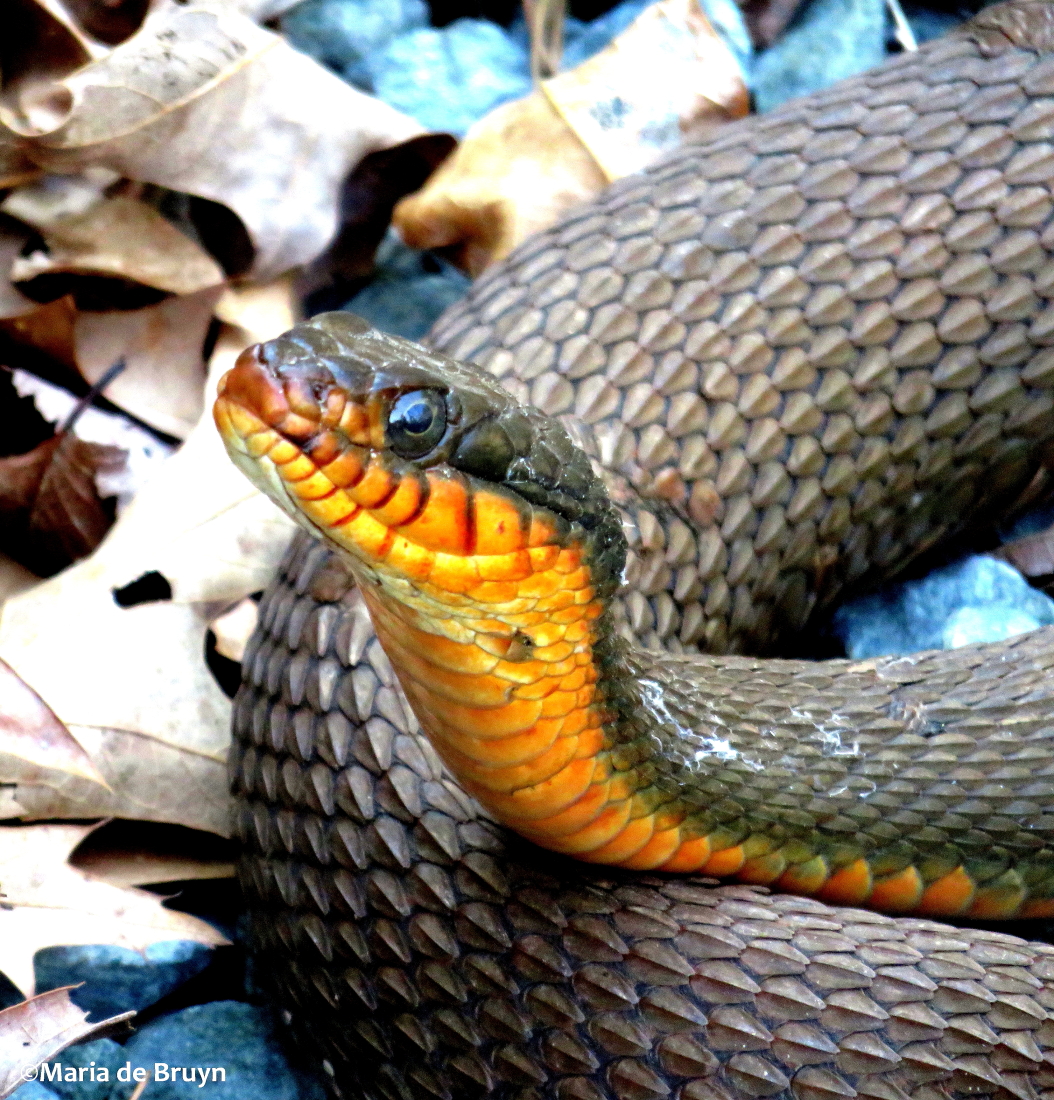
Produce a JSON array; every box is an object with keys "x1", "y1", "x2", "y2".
[
  {"x1": 0, "y1": 278, "x2": 300, "y2": 834},
  {"x1": 0, "y1": 426, "x2": 126, "y2": 578},
  {"x1": 0, "y1": 656, "x2": 107, "y2": 787},
  {"x1": 10, "y1": 195, "x2": 227, "y2": 301},
  {"x1": 0, "y1": 823, "x2": 228, "y2": 997},
  {"x1": 394, "y1": 0, "x2": 747, "y2": 274},
  {"x1": 2, "y1": 0, "x2": 424, "y2": 280},
  {"x1": 394, "y1": 92, "x2": 606, "y2": 277},
  {"x1": 0, "y1": 987, "x2": 134, "y2": 1100}
]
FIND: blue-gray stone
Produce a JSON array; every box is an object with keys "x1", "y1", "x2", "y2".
[
  {"x1": 34, "y1": 942, "x2": 212, "y2": 1021},
  {"x1": 0, "y1": 968, "x2": 24, "y2": 1009},
  {"x1": 340, "y1": 234, "x2": 470, "y2": 340},
  {"x1": 561, "y1": 0, "x2": 655, "y2": 68},
  {"x1": 281, "y1": 0, "x2": 428, "y2": 90},
  {"x1": 368, "y1": 18, "x2": 531, "y2": 134},
  {"x1": 834, "y1": 555, "x2": 1054, "y2": 659},
  {"x1": 10, "y1": 1084, "x2": 60, "y2": 1100},
  {"x1": 751, "y1": 0, "x2": 888, "y2": 112},
  {"x1": 33, "y1": 1039, "x2": 124, "y2": 1100},
  {"x1": 902, "y1": 3, "x2": 964, "y2": 44},
  {"x1": 111, "y1": 1002, "x2": 325, "y2": 1100}
]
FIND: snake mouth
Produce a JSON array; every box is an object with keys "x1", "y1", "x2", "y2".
[
  {"x1": 214, "y1": 314, "x2": 626, "y2": 598},
  {"x1": 213, "y1": 314, "x2": 599, "y2": 591}
]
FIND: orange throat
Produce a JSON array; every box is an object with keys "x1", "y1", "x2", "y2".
[{"x1": 355, "y1": 518, "x2": 613, "y2": 836}]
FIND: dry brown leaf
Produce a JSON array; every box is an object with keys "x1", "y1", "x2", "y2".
[
  {"x1": 0, "y1": 823, "x2": 228, "y2": 996},
  {"x1": 75, "y1": 285, "x2": 223, "y2": 440},
  {"x1": 0, "y1": 727, "x2": 230, "y2": 836},
  {"x1": 1, "y1": 296, "x2": 80, "y2": 373},
  {"x1": 2, "y1": 1, "x2": 98, "y2": 147},
  {"x1": 0, "y1": 278, "x2": 299, "y2": 834},
  {"x1": 0, "y1": 656, "x2": 108, "y2": 787},
  {"x1": 0, "y1": 564, "x2": 234, "y2": 772},
  {"x1": 69, "y1": 820, "x2": 235, "y2": 888},
  {"x1": 394, "y1": 0, "x2": 746, "y2": 274},
  {"x1": 2, "y1": 0, "x2": 424, "y2": 280},
  {"x1": 999, "y1": 526, "x2": 1054, "y2": 577},
  {"x1": 0, "y1": 134, "x2": 43, "y2": 192},
  {"x1": 10, "y1": 195, "x2": 226, "y2": 300},
  {"x1": 0, "y1": 987, "x2": 133, "y2": 1099},
  {"x1": 394, "y1": 92, "x2": 606, "y2": 276},
  {"x1": 71, "y1": 848, "x2": 235, "y2": 890},
  {"x1": 0, "y1": 429, "x2": 126, "y2": 577},
  {"x1": 0, "y1": 223, "x2": 38, "y2": 321},
  {"x1": 10, "y1": 369, "x2": 174, "y2": 513}
]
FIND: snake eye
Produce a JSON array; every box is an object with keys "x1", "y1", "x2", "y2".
[{"x1": 387, "y1": 389, "x2": 448, "y2": 459}]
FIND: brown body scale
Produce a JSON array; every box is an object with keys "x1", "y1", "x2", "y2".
[{"x1": 232, "y1": 4, "x2": 1054, "y2": 1097}]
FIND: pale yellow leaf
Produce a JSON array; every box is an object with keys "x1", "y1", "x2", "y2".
[{"x1": 542, "y1": 0, "x2": 748, "y2": 182}]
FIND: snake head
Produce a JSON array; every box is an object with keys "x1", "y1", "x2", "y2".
[{"x1": 214, "y1": 312, "x2": 626, "y2": 601}]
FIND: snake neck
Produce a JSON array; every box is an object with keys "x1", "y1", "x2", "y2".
[{"x1": 356, "y1": 527, "x2": 648, "y2": 844}]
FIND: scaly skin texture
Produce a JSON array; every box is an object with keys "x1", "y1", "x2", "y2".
[{"x1": 225, "y1": 5, "x2": 1054, "y2": 1098}]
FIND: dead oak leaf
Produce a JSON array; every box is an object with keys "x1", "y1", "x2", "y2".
[
  {"x1": 3, "y1": 0, "x2": 424, "y2": 280},
  {"x1": 0, "y1": 823, "x2": 228, "y2": 997},
  {"x1": 10, "y1": 194, "x2": 227, "y2": 301},
  {"x1": 0, "y1": 656, "x2": 107, "y2": 788},
  {"x1": 0, "y1": 428, "x2": 125, "y2": 577},
  {"x1": 0, "y1": 987, "x2": 134, "y2": 1099}
]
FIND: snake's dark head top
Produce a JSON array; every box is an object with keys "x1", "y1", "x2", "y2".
[{"x1": 215, "y1": 312, "x2": 626, "y2": 598}]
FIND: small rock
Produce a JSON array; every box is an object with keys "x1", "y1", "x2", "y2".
[
  {"x1": 902, "y1": 2, "x2": 964, "y2": 43},
  {"x1": 35, "y1": 942, "x2": 213, "y2": 1021},
  {"x1": 751, "y1": 0, "x2": 887, "y2": 112},
  {"x1": 111, "y1": 1002, "x2": 324, "y2": 1100},
  {"x1": 10, "y1": 1083, "x2": 60, "y2": 1100},
  {"x1": 369, "y1": 18, "x2": 531, "y2": 134},
  {"x1": 281, "y1": 0, "x2": 428, "y2": 90},
  {"x1": 0, "y1": 968, "x2": 23, "y2": 1009},
  {"x1": 834, "y1": 555, "x2": 1054, "y2": 659},
  {"x1": 340, "y1": 233, "x2": 470, "y2": 339},
  {"x1": 35, "y1": 1039, "x2": 124, "y2": 1100}
]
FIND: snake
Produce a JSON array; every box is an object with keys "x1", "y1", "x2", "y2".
[{"x1": 213, "y1": 3, "x2": 1054, "y2": 1098}]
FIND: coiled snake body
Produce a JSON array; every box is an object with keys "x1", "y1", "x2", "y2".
[{"x1": 221, "y1": 5, "x2": 1054, "y2": 1098}]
